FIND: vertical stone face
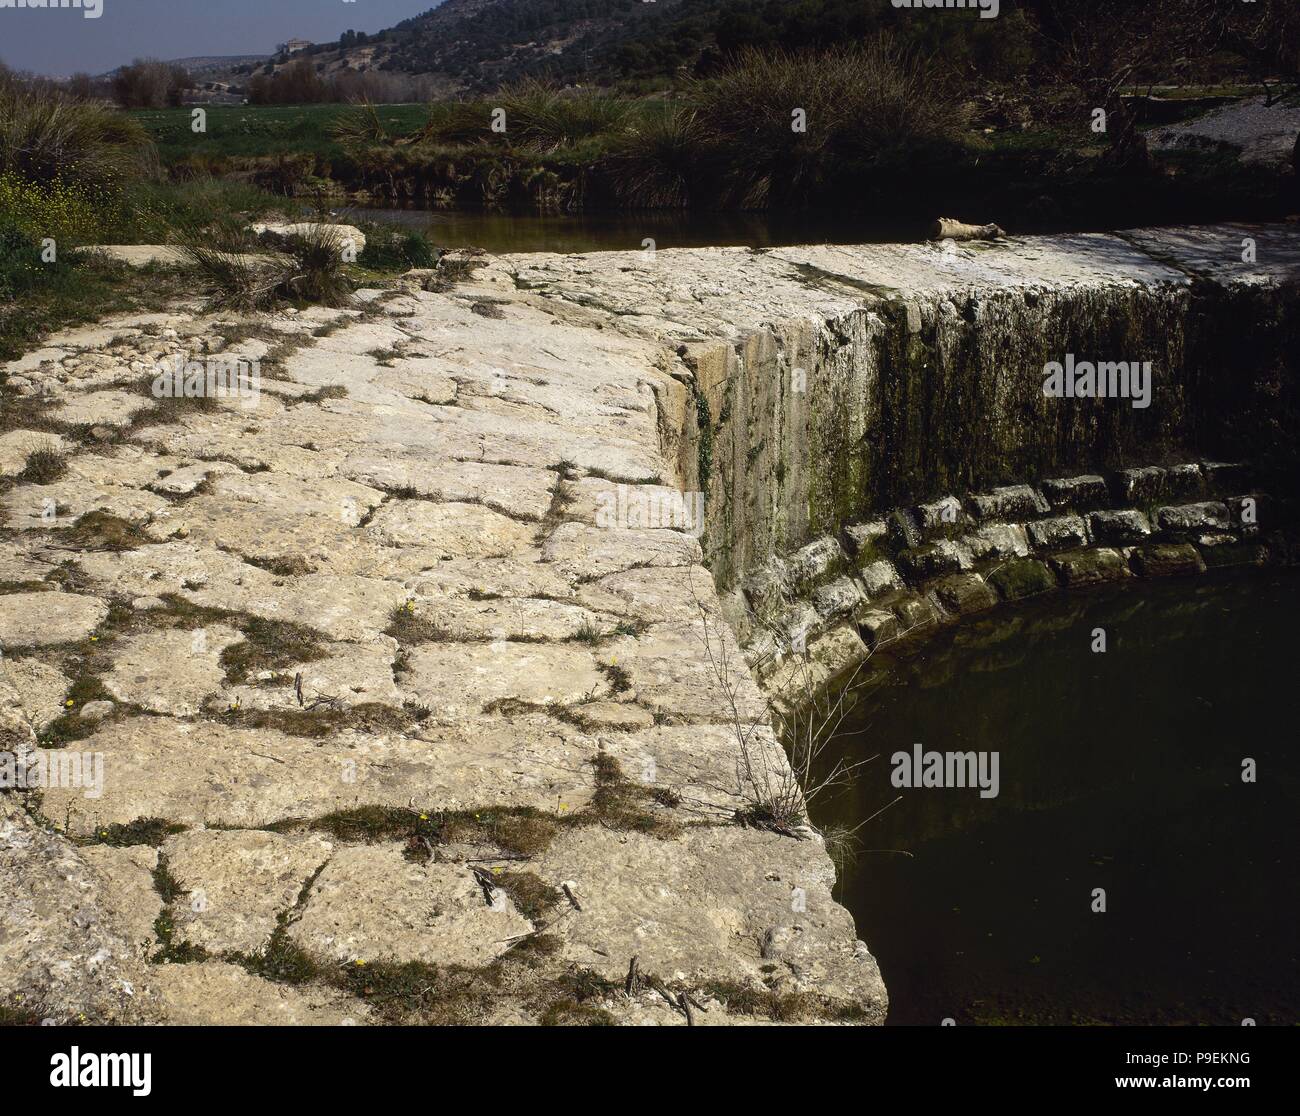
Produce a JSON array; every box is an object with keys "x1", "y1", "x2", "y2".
[{"x1": 691, "y1": 257, "x2": 1295, "y2": 592}]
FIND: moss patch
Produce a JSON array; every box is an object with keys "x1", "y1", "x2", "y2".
[
  {"x1": 587, "y1": 753, "x2": 678, "y2": 838},
  {"x1": 61, "y1": 510, "x2": 153, "y2": 552},
  {"x1": 493, "y1": 871, "x2": 562, "y2": 922},
  {"x1": 217, "y1": 701, "x2": 429, "y2": 739},
  {"x1": 87, "y1": 816, "x2": 186, "y2": 848},
  {"x1": 987, "y1": 558, "x2": 1058, "y2": 601},
  {"x1": 279, "y1": 805, "x2": 562, "y2": 859},
  {"x1": 220, "y1": 615, "x2": 329, "y2": 683}
]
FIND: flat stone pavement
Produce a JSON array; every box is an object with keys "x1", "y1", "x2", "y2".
[{"x1": 0, "y1": 254, "x2": 886, "y2": 1025}]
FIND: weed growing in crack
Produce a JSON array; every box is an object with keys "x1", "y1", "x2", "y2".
[
  {"x1": 535, "y1": 468, "x2": 577, "y2": 543},
  {"x1": 598, "y1": 660, "x2": 631, "y2": 693},
  {"x1": 275, "y1": 805, "x2": 562, "y2": 859},
  {"x1": 150, "y1": 852, "x2": 210, "y2": 964},
  {"x1": 60, "y1": 510, "x2": 152, "y2": 551},
  {"x1": 216, "y1": 701, "x2": 430, "y2": 740},
  {"x1": 588, "y1": 753, "x2": 678, "y2": 838},
  {"x1": 227, "y1": 859, "x2": 329, "y2": 984},
  {"x1": 86, "y1": 817, "x2": 186, "y2": 848},
  {"x1": 385, "y1": 600, "x2": 455, "y2": 643},
  {"x1": 230, "y1": 926, "x2": 321, "y2": 985},
  {"x1": 571, "y1": 620, "x2": 604, "y2": 644},
  {"x1": 492, "y1": 871, "x2": 562, "y2": 922},
  {"x1": 220, "y1": 616, "x2": 329, "y2": 683},
  {"x1": 17, "y1": 448, "x2": 67, "y2": 484}
]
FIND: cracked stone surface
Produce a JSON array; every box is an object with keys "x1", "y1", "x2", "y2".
[
  {"x1": 365, "y1": 499, "x2": 536, "y2": 555},
  {"x1": 0, "y1": 592, "x2": 109, "y2": 650},
  {"x1": 163, "y1": 829, "x2": 334, "y2": 954},
  {"x1": 55, "y1": 237, "x2": 1300, "y2": 1026},
  {"x1": 0, "y1": 800, "x2": 158, "y2": 1024},
  {"x1": 400, "y1": 641, "x2": 607, "y2": 714},
  {"x1": 77, "y1": 844, "x2": 162, "y2": 960},
  {"x1": 287, "y1": 844, "x2": 533, "y2": 966},
  {"x1": 0, "y1": 430, "x2": 66, "y2": 477},
  {"x1": 218, "y1": 639, "x2": 403, "y2": 712},
  {"x1": 409, "y1": 596, "x2": 603, "y2": 642},
  {"x1": 0, "y1": 657, "x2": 71, "y2": 732},
  {"x1": 36, "y1": 713, "x2": 605, "y2": 831},
  {"x1": 101, "y1": 624, "x2": 242, "y2": 716},
  {"x1": 537, "y1": 826, "x2": 886, "y2": 1020},
  {"x1": 148, "y1": 961, "x2": 365, "y2": 1026}
]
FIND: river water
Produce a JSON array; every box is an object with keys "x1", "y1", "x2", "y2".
[
  {"x1": 361, "y1": 206, "x2": 928, "y2": 254},
  {"x1": 812, "y1": 572, "x2": 1299, "y2": 1025}
]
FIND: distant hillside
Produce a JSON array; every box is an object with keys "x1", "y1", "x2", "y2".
[
  {"x1": 223, "y1": 0, "x2": 1070, "y2": 94},
  {"x1": 233, "y1": 0, "x2": 922, "y2": 94},
  {"x1": 100, "y1": 55, "x2": 269, "y2": 81},
  {"x1": 199, "y1": 0, "x2": 1286, "y2": 96},
  {"x1": 166, "y1": 55, "x2": 271, "y2": 78},
  {"x1": 218, "y1": 0, "x2": 688, "y2": 93}
]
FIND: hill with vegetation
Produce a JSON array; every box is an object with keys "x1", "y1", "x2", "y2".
[{"x1": 235, "y1": 0, "x2": 1298, "y2": 96}]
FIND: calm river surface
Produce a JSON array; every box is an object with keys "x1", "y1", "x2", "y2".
[
  {"x1": 362, "y1": 207, "x2": 927, "y2": 254},
  {"x1": 813, "y1": 572, "x2": 1299, "y2": 1025}
]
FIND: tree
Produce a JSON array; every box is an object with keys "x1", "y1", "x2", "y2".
[
  {"x1": 111, "y1": 59, "x2": 184, "y2": 108},
  {"x1": 1026, "y1": 0, "x2": 1226, "y2": 167}
]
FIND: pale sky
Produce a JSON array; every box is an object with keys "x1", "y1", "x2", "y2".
[{"x1": 0, "y1": 0, "x2": 443, "y2": 77}]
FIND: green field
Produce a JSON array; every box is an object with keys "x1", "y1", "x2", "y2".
[{"x1": 131, "y1": 103, "x2": 430, "y2": 164}]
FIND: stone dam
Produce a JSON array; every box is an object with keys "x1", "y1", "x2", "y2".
[{"x1": 1, "y1": 224, "x2": 1296, "y2": 1025}]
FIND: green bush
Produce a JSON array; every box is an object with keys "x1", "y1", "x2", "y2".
[
  {"x1": 683, "y1": 41, "x2": 970, "y2": 207},
  {"x1": 0, "y1": 221, "x2": 64, "y2": 301},
  {"x1": 357, "y1": 223, "x2": 438, "y2": 270},
  {"x1": 497, "y1": 79, "x2": 634, "y2": 152},
  {"x1": 179, "y1": 220, "x2": 355, "y2": 311},
  {"x1": 0, "y1": 82, "x2": 155, "y2": 193},
  {"x1": 606, "y1": 106, "x2": 706, "y2": 209}
]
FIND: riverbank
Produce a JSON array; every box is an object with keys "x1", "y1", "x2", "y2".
[{"x1": 128, "y1": 89, "x2": 1299, "y2": 229}]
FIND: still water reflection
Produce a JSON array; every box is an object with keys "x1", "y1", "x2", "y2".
[{"x1": 814, "y1": 573, "x2": 1299, "y2": 1025}]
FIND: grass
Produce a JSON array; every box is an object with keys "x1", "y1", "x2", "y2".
[
  {"x1": 16, "y1": 448, "x2": 66, "y2": 483},
  {"x1": 0, "y1": 80, "x2": 155, "y2": 190},
  {"x1": 150, "y1": 852, "x2": 211, "y2": 964},
  {"x1": 539, "y1": 1001, "x2": 616, "y2": 1026},
  {"x1": 88, "y1": 817, "x2": 187, "y2": 847},
  {"x1": 216, "y1": 701, "x2": 430, "y2": 740},
  {"x1": 331, "y1": 938, "x2": 617, "y2": 1026},
  {"x1": 109, "y1": 67, "x2": 1286, "y2": 231},
  {"x1": 597, "y1": 661, "x2": 632, "y2": 693},
  {"x1": 27, "y1": 598, "x2": 337, "y2": 745},
  {"x1": 656, "y1": 42, "x2": 969, "y2": 210},
  {"x1": 283, "y1": 805, "x2": 561, "y2": 859},
  {"x1": 493, "y1": 871, "x2": 562, "y2": 922},
  {"x1": 588, "y1": 753, "x2": 677, "y2": 838},
  {"x1": 696, "y1": 978, "x2": 870, "y2": 1023},
  {"x1": 385, "y1": 601, "x2": 455, "y2": 643},
  {"x1": 60, "y1": 510, "x2": 153, "y2": 551},
  {"x1": 571, "y1": 621, "x2": 604, "y2": 645},
  {"x1": 0, "y1": 253, "x2": 190, "y2": 364},
  {"x1": 177, "y1": 218, "x2": 356, "y2": 312},
  {"x1": 38, "y1": 674, "x2": 117, "y2": 748},
  {"x1": 313, "y1": 50, "x2": 972, "y2": 213},
  {"x1": 0, "y1": 998, "x2": 48, "y2": 1026},
  {"x1": 0, "y1": 86, "x2": 435, "y2": 368},
  {"x1": 219, "y1": 615, "x2": 329, "y2": 683},
  {"x1": 133, "y1": 103, "x2": 427, "y2": 165}
]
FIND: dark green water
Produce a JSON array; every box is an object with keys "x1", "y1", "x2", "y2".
[
  {"x1": 361, "y1": 207, "x2": 928, "y2": 254},
  {"x1": 814, "y1": 572, "x2": 1299, "y2": 1026}
]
